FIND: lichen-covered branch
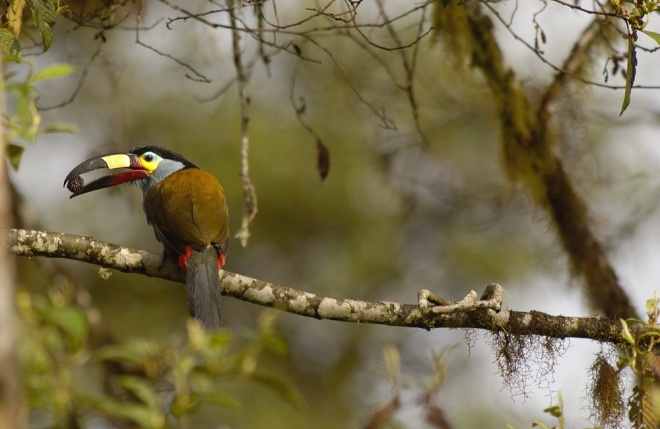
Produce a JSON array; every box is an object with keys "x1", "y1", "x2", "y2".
[{"x1": 5, "y1": 228, "x2": 638, "y2": 345}]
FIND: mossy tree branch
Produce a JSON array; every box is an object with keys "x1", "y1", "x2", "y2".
[
  {"x1": 5, "y1": 228, "x2": 642, "y2": 346},
  {"x1": 434, "y1": 3, "x2": 636, "y2": 319}
]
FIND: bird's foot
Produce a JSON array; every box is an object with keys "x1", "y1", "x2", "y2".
[{"x1": 418, "y1": 283, "x2": 504, "y2": 315}]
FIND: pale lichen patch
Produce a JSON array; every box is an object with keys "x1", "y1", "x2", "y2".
[
  {"x1": 363, "y1": 303, "x2": 388, "y2": 321},
  {"x1": 12, "y1": 244, "x2": 30, "y2": 255},
  {"x1": 46, "y1": 238, "x2": 59, "y2": 253},
  {"x1": 318, "y1": 298, "x2": 351, "y2": 319},
  {"x1": 112, "y1": 248, "x2": 142, "y2": 266},
  {"x1": 520, "y1": 312, "x2": 533, "y2": 327},
  {"x1": 563, "y1": 318, "x2": 580, "y2": 333},
  {"x1": 244, "y1": 285, "x2": 276, "y2": 304},
  {"x1": 289, "y1": 294, "x2": 309, "y2": 312}
]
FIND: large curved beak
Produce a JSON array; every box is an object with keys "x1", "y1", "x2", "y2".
[{"x1": 64, "y1": 153, "x2": 148, "y2": 198}]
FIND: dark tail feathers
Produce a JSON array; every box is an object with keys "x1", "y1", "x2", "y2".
[{"x1": 186, "y1": 248, "x2": 222, "y2": 330}]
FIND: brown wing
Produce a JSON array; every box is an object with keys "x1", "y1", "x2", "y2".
[{"x1": 144, "y1": 168, "x2": 229, "y2": 255}]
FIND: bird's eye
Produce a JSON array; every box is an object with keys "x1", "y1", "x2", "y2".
[{"x1": 144, "y1": 153, "x2": 154, "y2": 162}]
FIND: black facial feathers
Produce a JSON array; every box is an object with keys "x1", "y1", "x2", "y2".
[{"x1": 130, "y1": 146, "x2": 199, "y2": 169}]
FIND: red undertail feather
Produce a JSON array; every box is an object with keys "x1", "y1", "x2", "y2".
[
  {"x1": 180, "y1": 247, "x2": 226, "y2": 270},
  {"x1": 178, "y1": 246, "x2": 192, "y2": 270}
]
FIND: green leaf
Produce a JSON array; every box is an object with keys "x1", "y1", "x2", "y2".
[
  {"x1": 199, "y1": 390, "x2": 241, "y2": 410},
  {"x1": 27, "y1": 0, "x2": 57, "y2": 50},
  {"x1": 0, "y1": 28, "x2": 21, "y2": 63},
  {"x1": 29, "y1": 0, "x2": 57, "y2": 25},
  {"x1": 14, "y1": 94, "x2": 40, "y2": 141},
  {"x1": 620, "y1": 318, "x2": 635, "y2": 345},
  {"x1": 616, "y1": 354, "x2": 631, "y2": 370},
  {"x1": 42, "y1": 123, "x2": 78, "y2": 134},
  {"x1": 620, "y1": 34, "x2": 637, "y2": 115},
  {"x1": 98, "y1": 344, "x2": 143, "y2": 364},
  {"x1": 6, "y1": 144, "x2": 25, "y2": 170},
  {"x1": 85, "y1": 396, "x2": 165, "y2": 428},
  {"x1": 250, "y1": 371, "x2": 305, "y2": 409},
  {"x1": 258, "y1": 331, "x2": 289, "y2": 356},
  {"x1": 543, "y1": 404, "x2": 562, "y2": 418},
  {"x1": 41, "y1": 27, "x2": 53, "y2": 51},
  {"x1": 115, "y1": 376, "x2": 161, "y2": 409},
  {"x1": 5, "y1": 82, "x2": 35, "y2": 97},
  {"x1": 34, "y1": 63, "x2": 75, "y2": 82},
  {"x1": 642, "y1": 30, "x2": 660, "y2": 45},
  {"x1": 46, "y1": 306, "x2": 89, "y2": 352}
]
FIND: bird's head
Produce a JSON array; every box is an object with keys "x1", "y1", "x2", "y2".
[{"x1": 64, "y1": 146, "x2": 198, "y2": 198}]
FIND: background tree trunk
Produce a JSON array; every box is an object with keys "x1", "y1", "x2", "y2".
[{"x1": 0, "y1": 56, "x2": 18, "y2": 429}]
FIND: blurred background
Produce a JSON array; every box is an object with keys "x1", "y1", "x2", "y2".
[{"x1": 6, "y1": 0, "x2": 660, "y2": 427}]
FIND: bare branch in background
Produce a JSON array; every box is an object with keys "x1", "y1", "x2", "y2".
[
  {"x1": 0, "y1": 58, "x2": 18, "y2": 429},
  {"x1": 229, "y1": 1, "x2": 258, "y2": 248},
  {"x1": 373, "y1": 0, "x2": 430, "y2": 145},
  {"x1": 537, "y1": 16, "x2": 603, "y2": 123},
  {"x1": 135, "y1": 2, "x2": 211, "y2": 83}
]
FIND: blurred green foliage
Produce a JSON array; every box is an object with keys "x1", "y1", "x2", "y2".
[
  {"x1": 3, "y1": 62, "x2": 77, "y2": 169},
  {"x1": 2, "y1": 0, "x2": 73, "y2": 170},
  {"x1": 18, "y1": 285, "x2": 302, "y2": 428}
]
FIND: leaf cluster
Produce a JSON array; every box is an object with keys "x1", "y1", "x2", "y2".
[
  {"x1": 3, "y1": 62, "x2": 77, "y2": 169},
  {"x1": 606, "y1": 0, "x2": 660, "y2": 114},
  {"x1": 2, "y1": 2, "x2": 76, "y2": 170},
  {"x1": 0, "y1": 0, "x2": 60, "y2": 62},
  {"x1": 617, "y1": 294, "x2": 660, "y2": 428},
  {"x1": 18, "y1": 287, "x2": 302, "y2": 428}
]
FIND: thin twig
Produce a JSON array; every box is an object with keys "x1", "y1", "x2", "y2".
[
  {"x1": 551, "y1": 0, "x2": 620, "y2": 17},
  {"x1": 349, "y1": 2, "x2": 433, "y2": 52},
  {"x1": 39, "y1": 43, "x2": 105, "y2": 111},
  {"x1": 192, "y1": 54, "x2": 260, "y2": 103},
  {"x1": 135, "y1": 1, "x2": 211, "y2": 83},
  {"x1": 305, "y1": 36, "x2": 397, "y2": 130},
  {"x1": 483, "y1": 2, "x2": 660, "y2": 90},
  {"x1": 136, "y1": 41, "x2": 212, "y2": 83},
  {"x1": 289, "y1": 44, "x2": 323, "y2": 141},
  {"x1": 538, "y1": 16, "x2": 603, "y2": 122},
  {"x1": 163, "y1": 0, "x2": 267, "y2": 29},
  {"x1": 374, "y1": 0, "x2": 429, "y2": 145}
]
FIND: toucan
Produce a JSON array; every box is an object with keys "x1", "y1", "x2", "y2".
[{"x1": 64, "y1": 146, "x2": 229, "y2": 330}]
